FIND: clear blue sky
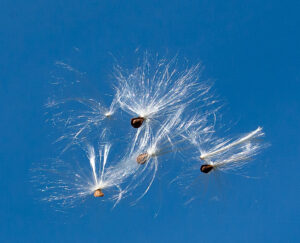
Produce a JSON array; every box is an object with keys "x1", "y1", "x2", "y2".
[{"x1": 0, "y1": 0, "x2": 299, "y2": 242}]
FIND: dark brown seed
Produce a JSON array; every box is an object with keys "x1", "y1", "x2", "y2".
[
  {"x1": 136, "y1": 153, "x2": 149, "y2": 164},
  {"x1": 200, "y1": 164, "x2": 214, "y2": 173},
  {"x1": 94, "y1": 189, "x2": 104, "y2": 197},
  {"x1": 131, "y1": 117, "x2": 145, "y2": 128}
]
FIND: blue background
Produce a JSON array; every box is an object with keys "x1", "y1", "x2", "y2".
[{"x1": 1, "y1": 0, "x2": 299, "y2": 242}]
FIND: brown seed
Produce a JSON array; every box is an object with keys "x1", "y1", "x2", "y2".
[
  {"x1": 94, "y1": 189, "x2": 104, "y2": 197},
  {"x1": 131, "y1": 117, "x2": 145, "y2": 128},
  {"x1": 200, "y1": 164, "x2": 214, "y2": 173},
  {"x1": 136, "y1": 153, "x2": 149, "y2": 164}
]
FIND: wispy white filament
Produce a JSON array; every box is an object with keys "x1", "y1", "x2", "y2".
[
  {"x1": 45, "y1": 96, "x2": 119, "y2": 153},
  {"x1": 115, "y1": 55, "x2": 210, "y2": 130},
  {"x1": 87, "y1": 144, "x2": 97, "y2": 185},
  {"x1": 199, "y1": 127, "x2": 265, "y2": 171}
]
